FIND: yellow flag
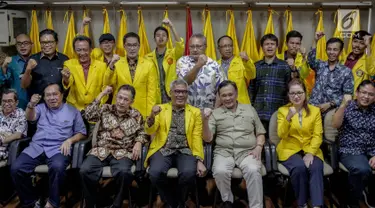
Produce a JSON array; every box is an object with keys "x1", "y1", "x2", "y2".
[
  {"x1": 202, "y1": 8, "x2": 216, "y2": 60},
  {"x1": 138, "y1": 8, "x2": 150, "y2": 57},
  {"x1": 226, "y1": 10, "x2": 239, "y2": 55},
  {"x1": 116, "y1": 9, "x2": 127, "y2": 57},
  {"x1": 63, "y1": 10, "x2": 76, "y2": 59},
  {"x1": 333, "y1": 10, "x2": 347, "y2": 61},
  {"x1": 82, "y1": 9, "x2": 90, "y2": 37},
  {"x1": 102, "y1": 8, "x2": 111, "y2": 34},
  {"x1": 163, "y1": 9, "x2": 173, "y2": 49},
  {"x1": 345, "y1": 10, "x2": 360, "y2": 54},
  {"x1": 315, "y1": 9, "x2": 328, "y2": 61},
  {"x1": 45, "y1": 9, "x2": 53, "y2": 30},
  {"x1": 372, "y1": 34, "x2": 375, "y2": 54},
  {"x1": 281, "y1": 9, "x2": 293, "y2": 53},
  {"x1": 258, "y1": 8, "x2": 275, "y2": 59},
  {"x1": 241, "y1": 9, "x2": 259, "y2": 62},
  {"x1": 30, "y1": 9, "x2": 41, "y2": 54}
]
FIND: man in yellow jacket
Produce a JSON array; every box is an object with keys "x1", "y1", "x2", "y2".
[
  {"x1": 341, "y1": 30, "x2": 375, "y2": 94},
  {"x1": 62, "y1": 36, "x2": 108, "y2": 111},
  {"x1": 104, "y1": 32, "x2": 157, "y2": 119},
  {"x1": 145, "y1": 79, "x2": 206, "y2": 208},
  {"x1": 217, "y1": 35, "x2": 255, "y2": 104},
  {"x1": 145, "y1": 18, "x2": 184, "y2": 104}
]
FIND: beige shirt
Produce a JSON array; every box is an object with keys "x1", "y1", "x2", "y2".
[{"x1": 209, "y1": 103, "x2": 266, "y2": 165}]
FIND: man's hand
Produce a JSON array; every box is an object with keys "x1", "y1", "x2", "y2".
[
  {"x1": 286, "y1": 58, "x2": 295, "y2": 68},
  {"x1": 82, "y1": 17, "x2": 91, "y2": 25},
  {"x1": 109, "y1": 54, "x2": 120, "y2": 69},
  {"x1": 196, "y1": 54, "x2": 208, "y2": 68},
  {"x1": 2, "y1": 57, "x2": 12, "y2": 69},
  {"x1": 299, "y1": 47, "x2": 307, "y2": 57},
  {"x1": 26, "y1": 59, "x2": 37, "y2": 72},
  {"x1": 319, "y1": 102, "x2": 331, "y2": 113},
  {"x1": 340, "y1": 94, "x2": 352, "y2": 108},
  {"x1": 196, "y1": 160, "x2": 207, "y2": 177},
  {"x1": 101, "y1": 86, "x2": 113, "y2": 96},
  {"x1": 369, "y1": 156, "x2": 375, "y2": 169},
  {"x1": 61, "y1": 68, "x2": 71, "y2": 82},
  {"x1": 202, "y1": 108, "x2": 212, "y2": 120},
  {"x1": 132, "y1": 141, "x2": 142, "y2": 161},
  {"x1": 364, "y1": 35, "x2": 372, "y2": 47},
  {"x1": 150, "y1": 105, "x2": 162, "y2": 117},
  {"x1": 162, "y1": 18, "x2": 173, "y2": 27},
  {"x1": 60, "y1": 139, "x2": 72, "y2": 156},
  {"x1": 315, "y1": 31, "x2": 325, "y2": 41},
  {"x1": 29, "y1": 94, "x2": 42, "y2": 106},
  {"x1": 239, "y1": 51, "x2": 249, "y2": 62},
  {"x1": 303, "y1": 153, "x2": 314, "y2": 168},
  {"x1": 249, "y1": 145, "x2": 262, "y2": 160},
  {"x1": 286, "y1": 106, "x2": 297, "y2": 121}
]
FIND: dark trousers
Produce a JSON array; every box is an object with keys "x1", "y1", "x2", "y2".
[
  {"x1": 79, "y1": 155, "x2": 134, "y2": 208},
  {"x1": 11, "y1": 153, "x2": 70, "y2": 208},
  {"x1": 282, "y1": 154, "x2": 324, "y2": 207},
  {"x1": 148, "y1": 151, "x2": 197, "y2": 208},
  {"x1": 0, "y1": 165, "x2": 15, "y2": 204},
  {"x1": 340, "y1": 153, "x2": 372, "y2": 204}
]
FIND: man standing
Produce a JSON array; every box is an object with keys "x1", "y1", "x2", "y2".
[
  {"x1": 146, "y1": 79, "x2": 206, "y2": 208},
  {"x1": 80, "y1": 85, "x2": 148, "y2": 208},
  {"x1": 11, "y1": 83, "x2": 86, "y2": 208},
  {"x1": 105, "y1": 32, "x2": 157, "y2": 119},
  {"x1": 145, "y1": 18, "x2": 184, "y2": 104},
  {"x1": 308, "y1": 32, "x2": 354, "y2": 114},
  {"x1": 203, "y1": 80, "x2": 266, "y2": 208},
  {"x1": 61, "y1": 35, "x2": 108, "y2": 111},
  {"x1": 1, "y1": 34, "x2": 33, "y2": 109},
  {"x1": 248, "y1": 34, "x2": 291, "y2": 131},
  {"x1": 217, "y1": 35, "x2": 255, "y2": 104},
  {"x1": 177, "y1": 33, "x2": 226, "y2": 109},
  {"x1": 332, "y1": 80, "x2": 375, "y2": 207},
  {"x1": 21, "y1": 29, "x2": 69, "y2": 101}
]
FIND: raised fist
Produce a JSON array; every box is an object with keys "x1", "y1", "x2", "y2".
[
  {"x1": 26, "y1": 59, "x2": 37, "y2": 71},
  {"x1": 30, "y1": 94, "x2": 42, "y2": 106},
  {"x1": 2, "y1": 57, "x2": 12, "y2": 68}
]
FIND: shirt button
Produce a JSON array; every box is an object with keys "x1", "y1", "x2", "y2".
[{"x1": 266, "y1": 74, "x2": 268, "y2": 76}]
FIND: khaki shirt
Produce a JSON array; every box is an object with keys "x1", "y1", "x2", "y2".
[{"x1": 209, "y1": 104, "x2": 266, "y2": 165}]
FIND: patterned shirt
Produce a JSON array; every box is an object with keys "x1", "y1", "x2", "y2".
[
  {"x1": 248, "y1": 57, "x2": 291, "y2": 121},
  {"x1": 220, "y1": 56, "x2": 234, "y2": 76},
  {"x1": 338, "y1": 101, "x2": 375, "y2": 156},
  {"x1": 160, "y1": 108, "x2": 192, "y2": 156},
  {"x1": 307, "y1": 49, "x2": 354, "y2": 107},
  {"x1": 128, "y1": 58, "x2": 138, "y2": 82},
  {"x1": 177, "y1": 56, "x2": 226, "y2": 109},
  {"x1": 83, "y1": 100, "x2": 148, "y2": 161},
  {"x1": 156, "y1": 51, "x2": 170, "y2": 103},
  {"x1": 0, "y1": 108, "x2": 27, "y2": 160}
]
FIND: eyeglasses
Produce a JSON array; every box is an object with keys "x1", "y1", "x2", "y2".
[
  {"x1": 358, "y1": 90, "x2": 375, "y2": 97},
  {"x1": 75, "y1": 48, "x2": 90, "y2": 53},
  {"x1": 40, "y1": 41, "x2": 56, "y2": 46},
  {"x1": 189, "y1": 44, "x2": 205, "y2": 50},
  {"x1": 218, "y1": 44, "x2": 233, "y2": 49},
  {"x1": 16, "y1": 41, "x2": 31, "y2": 47},
  {"x1": 288, "y1": 92, "x2": 305, "y2": 97},
  {"x1": 124, "y1": 44, "x2": 139, "y2": 49},
  {"x1": 173, "y1": 90, "x2": 188, "y2": 95},
  {"x1": 1, "y1": 99, "x2": 15, "y2": 104}
]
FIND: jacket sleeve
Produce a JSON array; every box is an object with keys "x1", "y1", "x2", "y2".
[
  {"x1": 365, "y1": 53, "x2": 375, "y2": 77},
  {"x1": 307, "y1": 48, "x2": 321, "y2": 72},
  {"x1": 243, "y1": 58, "x2": 256, "y2": 86},
  {"x1": 277, "y1": 108, "x2": 292, "y2": 140},
  {"x1": 305, "y1": 110, "x2": 323, "y2": 155},
  {"x1": 146, "y1": 63, "x2": 157, "y2": 117},
  {"x1": 298, "y1": 60, "x2": 311, "y2": 80},
  {"x1": 103, "y1": 66, "x2": 116, "y2": 87},
  {"x1": 173, "y1": 38, "x2": 185, "y2": 60},
  {"x1": 144, "y1": 108, "x2": 161, "y2": 135},
  {"x1": 191, "y1": 109, "x2": 204, "y2": 160}
]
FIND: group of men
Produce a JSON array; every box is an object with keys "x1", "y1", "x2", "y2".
[{"x1": 0, "y1": 14, "x2": 374, "y2": 208}]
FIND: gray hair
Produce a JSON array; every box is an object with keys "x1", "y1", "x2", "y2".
[
  {"x1": 2, "y1": 88, "x2": 18, "y2": 101},
  {"x1": 170, "y1": 79, "x2": 188, "y2": 90},
  {"x1": 190, "y1": 33, "x2": 207, "y2": 45}
]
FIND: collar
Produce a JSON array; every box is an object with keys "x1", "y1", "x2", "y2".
[
  {"x1": 323, "y1": 61, "x2": 340, "y2": 71},
  {"x1": 347, "y1": 52, "x2": 363, "y2": 61},
  {"x1": 221, "y1": 56, "x2": 234, "y2": 64},
  {"x1": 172, "y1": 106, "x2": 185, "y2": 113},
  {"x1": 155, "y1": 48, "x2": 166, "y2": 58},
  {"x1": 127, "y1": 57, "x2": 138, "y2": 65},
  {"x1": 15, "y1": 54, "x2": 28, "y2": 62},
  {"x1": 112, "y1": 105, "x2": 133, "y2": 118},
  {"x1": 0, "y1": 108, "x2": 17, "y2": 118},
  {"x1": 40, "y1": 52, "x2": 59, "y2": 60},
  {"x1": 259, "y1": 56, "x2": 283, "y2": 65},
  {"x1": 352, "y1": 100, "x2": 375, "y2": 112}
]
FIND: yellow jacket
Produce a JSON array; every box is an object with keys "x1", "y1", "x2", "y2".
[
  {"x1": 104, "y1": 57, "x2": 157, "y2": 119},
  {"x1": 278, "y1": 52, "x2": 310, "y2": 79},
  {"x1": 217, "y1": 56, "x2": 255, "y2": 104},
  {"x1": 276, "y1": 104, "x2": 324, "y2": 161},
  {"x1": 341, "y1": 53, "x2": 375, "y2": 93},
  {"x1": 144, "y1": 103, "x2": 204, "y2": 167},
  {"x1": 63, "y1": 59, "x2": 107, "y2": 111},
  {"x1": 144, "y1": 38, "x2": 185, "y2": 104}
]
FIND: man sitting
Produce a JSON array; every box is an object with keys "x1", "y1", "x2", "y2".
[
  {"x1": 80, "y1": 85, "x2": 148, "y2": 208},
  {"x1": 11, "y1": 83, "x2": 86, "y2": 208},
  {"x1": 145, "y1": 79, "x2": 206, "y2": 208}
]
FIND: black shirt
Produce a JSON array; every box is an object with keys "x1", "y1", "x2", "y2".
[{"x1": 24, "y1": 52, "x2": 69, "y2": 99}]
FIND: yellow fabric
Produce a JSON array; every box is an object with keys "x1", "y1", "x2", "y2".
[
  {"x1": 241, "y1": 10, "x2": 259, "y2": 62},
  {"x1": 372, "y1": 34, "x2": 375, "y2": 55},
  {"x1": 203, "y1": 8, "x2": 216, "y2": 60},
  {"x1": 102, "y1": 8, "x2": 111, "y2": 34},
  {"x1": 145, "y1": 38, "x2": 185, "y2": 104},
  {"x1": 104, "y1": 57, "x2": 157, "y2": 118},
  {"x1": 258, "y1": 9, "x2": 275, "y2": 59},
  {"x1": 315, "y1": 9, "x2": 328, "y2": 61},
  {"x1": 82, "y1": 9, "x2": 90, "y2": 37},
  {"x1": 30, "y1": 9, "x2": 41, "y2": 54},
  {"x1": 163, "y1": 10, "x2": 173, "y2": 50},
  {"x1": 138, "y1": 9, "x2": 151, "y2": 57},
  {"x1": 116, "y1": 9, "x2": 127, "y2": 57},
  {"x1": 63, "y1": 11, "x2": 76, "y2": 59},
  {"x1": 281, "y1": 9, "x2": 293, "y2": 54},
  {"x1": 345, "y1": 10, "x2": 360, "y2": 55},
  {"x1": 45, "y1": 10, "x2": 53, "y2": 30},
  {"x1": 217, "y1": 56, "x2": 255, "y2": 104},
  {"x1": 90, "y1": 48, "x2": 104, "y2": 62},
  {"x1": 333, "y1": 10, "x2": 347, "y2": 62},
  {"x1": 63, "y1": 59, "x2": 108, "y2": 111},
  {"x1": 276, "y1": 104, "x2": 324, "y2": 161},
  {"x1": 144, "y1": 103, "x2": 204, "y2": 167},
  {"x1": 226, "y1": 10, "x2": 239, "y2": 55}
]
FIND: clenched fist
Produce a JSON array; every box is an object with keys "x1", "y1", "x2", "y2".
[
  {"x1": 82, "y1": 17, "x2": 91, "y2": 25},
  {"x1": 109, "y1": 54, "x2": 120, "y2": 69},
  {"x1": 61, "y1": 68, "x2": 71, "y2": 81},
  {"x1": 286, "y1": 106, "x2": 297, "y2": 121},
  {"x1": 340, "y1": 94, "x2": 352, "y2": 108},
  {"x1": 315, "y1": 31, "x2": 325, "y2": 41},
  {"x1": 26, "y1": 59, "x2": 37, "y2": 71},
  {"x1": 202, "y1": 108, "x2": 212, "y2": 120},
  {"x1": 239, "y1": 51, "x2": 249, "y2": 61},
  {"x1": 2, "y1": 57, "x2": 12, "y2": 69},
  {"x1": 151, "y1": 105, "x2": 162, "y2": 117},
  {"x1": 162, "y1": 18, "x2": 173, "y2": 27},
  {"x1": 101, "y1": 86, "x2": 113, "y2": 96},
  {"x1": 30, "y1": 94, "x2": 42, "y2": 106},
  {"x1": 196, "y1": 54, "x2": 208, "y2": 68}
]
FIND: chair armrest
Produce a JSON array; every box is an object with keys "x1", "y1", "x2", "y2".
[
  {"x1": 71, "y1": 141, "x2": 83, "y2": 169},
  {"x1": 263, "y1": 140, "x2": 272, "y2": 172},
  {"x1": 204, "y1": 143, "x2": 213, "y2": 172},
  {"x1": 269, "y1": 140, "x2": 278, "y2": 172},
  {"x1": 7, "y1": 137, "x2": 31, "y2": 166},
  {"x1": 75, "y1": 138, "x2": 92, "y2": 168},
  {"x1": 135, "y1": 145, "x2": 148, "y2": 172},
  {"x1": 323, "y1": 138, "x2": 339, "y2": 171}
]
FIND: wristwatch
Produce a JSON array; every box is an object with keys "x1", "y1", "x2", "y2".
[{"x1": 196, "y1": 156, "x2": 203, "y2": 162}]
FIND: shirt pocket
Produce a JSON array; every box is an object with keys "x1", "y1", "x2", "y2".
[{"x1": 237, "y1": 115, "x2": 255, "y2": 133}]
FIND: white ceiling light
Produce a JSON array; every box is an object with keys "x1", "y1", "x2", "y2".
[
  {"x1": 255, "y1": 2, "x2": 313, "y2": 6},
  {"x1": 6, "y1": 1, "x2": 44, "y2": 4},
  {"x1": 187, "y1": 1, "x2": 246, "y2": 5},
  {"x1": 321, "y1": 1, "x2": 372, "y2": 6},
  {"x1": 120, "y1": 1, "x2": 180, "y2": 5},
  {"x1": 52, "y1": 1, "x2": 111, "y2": 5}
]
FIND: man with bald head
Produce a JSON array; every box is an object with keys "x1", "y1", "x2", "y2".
[{"x1": 0, "y1": 34, "x2": 33, "y2": 109}]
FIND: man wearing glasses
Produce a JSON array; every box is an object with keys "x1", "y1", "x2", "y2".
[
  {"x1": 176, "y1": 33, "x2": 226, "y2": 110},
  {"x1": 104, "y1": 32, "x2": 157, "y2": 119},
  {"x1": 1, "y1": 34, "x2": 33, "y2": 109},
  {"x1": 21, "y1": 29, "x2": 69, "y2": 103}
]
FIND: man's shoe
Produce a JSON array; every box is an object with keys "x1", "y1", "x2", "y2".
[{"x1": 222, "y1": 201, "x2": 233, "y2": 208}]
